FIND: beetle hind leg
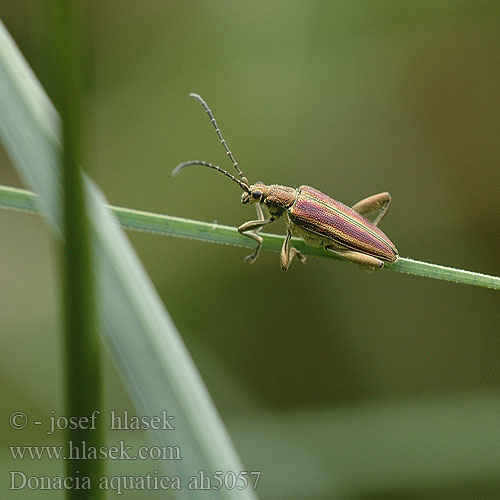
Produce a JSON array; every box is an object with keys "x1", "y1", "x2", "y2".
[
  {"x1": 326, "y1": 247, "x2": 384, "y2": 271},
  {"x1": 351, "y1": 192, "x2": 392, "y2": 226},
  {"x1": 281, "y1": 230, "x2": 307, "y2": 271}
]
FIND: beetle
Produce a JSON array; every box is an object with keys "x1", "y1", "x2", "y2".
[{"x1": 173, "y1": 93, "x2": 398, "y2": 271}]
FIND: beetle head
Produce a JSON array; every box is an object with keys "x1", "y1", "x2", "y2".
[{"x1": 241, "y1": 182, "x2": 268, "y2": 205}]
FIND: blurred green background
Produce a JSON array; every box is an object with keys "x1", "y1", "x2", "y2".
[{"x1": 1, "y1": 1, "x2": 499, "y2": 499}]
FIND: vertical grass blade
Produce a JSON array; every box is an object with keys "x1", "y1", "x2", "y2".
[
  {"x1": 0, "y1": 20, "x2": 257, "y2": 500},
  {"x1": 46, "y1": 2, "x2": 104, "y2": 498}
]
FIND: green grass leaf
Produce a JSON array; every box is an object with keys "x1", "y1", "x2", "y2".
[
  {"x1": 1, "y1": 185, "x2": 499, "y2": 291},
  {"x1": 0, "y1": 20, "x2": 257, "y2": 499}
]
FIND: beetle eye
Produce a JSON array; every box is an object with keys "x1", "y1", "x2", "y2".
[{"x1": 252, "y1": 190, "x2": 262, "y2": 199}]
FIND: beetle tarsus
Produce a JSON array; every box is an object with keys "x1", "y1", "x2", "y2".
[{"x1": 245, "y1": 251, "x2": 260, "y2": 264}]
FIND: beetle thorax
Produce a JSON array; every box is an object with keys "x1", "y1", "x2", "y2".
[{"x1": 265, "y1": 184, "x2": 297, "y2": 209}]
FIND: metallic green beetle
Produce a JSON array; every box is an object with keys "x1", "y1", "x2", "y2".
[{"x1": 173, "y1": 93, "x2": 398, "y2": 271}]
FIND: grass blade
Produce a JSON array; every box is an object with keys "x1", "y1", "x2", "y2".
[
  {"x1": 0, "y1": 20, "x2": 257, "y2": 499},
  {"x1": 1, "y1": 185, "x2": 499, "y2": 291},
  {"x1": 46, "y1": 2, "x2": 104, "y2": 497}
]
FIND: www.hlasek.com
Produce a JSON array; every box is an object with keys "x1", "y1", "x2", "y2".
[{"x1": 9, "y1": 440, "x2": 182, "y2": 461}]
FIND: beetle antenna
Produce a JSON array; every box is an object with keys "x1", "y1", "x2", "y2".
[
  {"x1": 188, "y1": 93, "x2": 249, "y2": 186},
  {"x1": 172, "y1": 160, "x2": 250, "y2": 193}
]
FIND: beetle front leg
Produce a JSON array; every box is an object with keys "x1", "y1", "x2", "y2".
[
  {"x1": 238, "y1": 214, "x2": 275, "y2": 263},
  {"x1": 351, "y1": 192, "x2": 392, "y2": 226},
  {"x1": 281, "y1": 230, "x2": 307, "y2": 271},
  {"x1": 326, "y1": 247, "x2": 384, "y2": 271},
  {"x1": 254, "y1": 201, "x2": 265, "y2": 225}
]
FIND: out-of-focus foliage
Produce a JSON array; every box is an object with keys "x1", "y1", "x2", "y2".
[{"x1": 1, "y1": 2, "x2": 499, "y2": 499}]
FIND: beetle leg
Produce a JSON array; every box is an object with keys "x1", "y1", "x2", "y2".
[
  {"x1": 254, "y1": 201, "x2": 265, "y2": 224},
  {"x1": 351, "y1": 192, "x2": 392, "y2": 226},
  {"x1": 238, "y1": 215, "x2": 275, "y2": 263},
  {"x1": 326, "y1": 247, "x2": 384, "y2": 271},
  {"x1": 281, "y1": 230, "x2": 307, "y2": 271}
]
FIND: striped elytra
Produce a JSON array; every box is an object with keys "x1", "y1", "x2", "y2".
[{"x1": 289, "y1": 186, "x2": 398, "y2": 262}]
